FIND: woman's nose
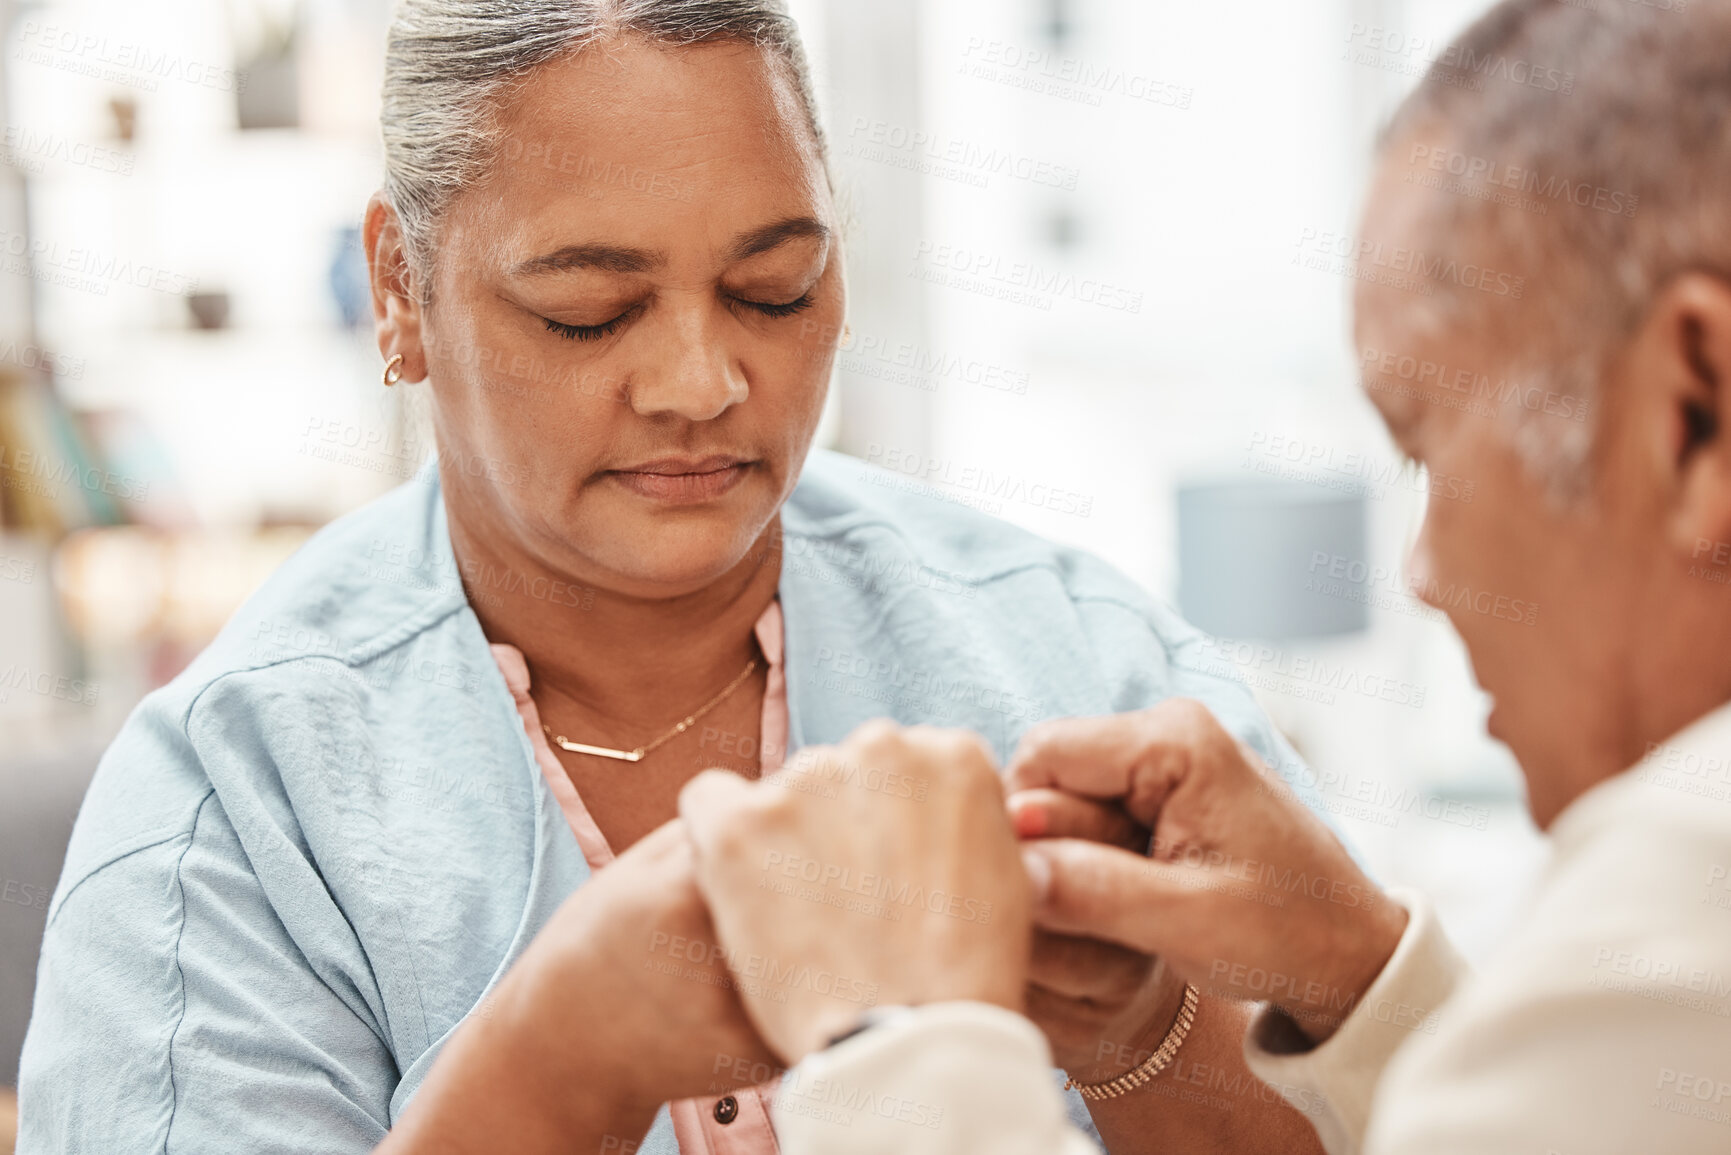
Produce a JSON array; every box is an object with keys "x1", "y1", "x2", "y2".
[{"x1": 628, "y1": 304, "x2": 749, "y2": 422}]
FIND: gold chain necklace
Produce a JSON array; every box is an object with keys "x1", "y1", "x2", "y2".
[{"x1": 541, "y1": 655, "x2": 760, "y2": 763}]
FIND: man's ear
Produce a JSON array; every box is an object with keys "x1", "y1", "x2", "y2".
[
  {"x1": 363, "y1": 192, "x2": 428, "y2": 384},
  {"x1": 1627, "y1": 273, "x2": 1731, "y2": 561}
]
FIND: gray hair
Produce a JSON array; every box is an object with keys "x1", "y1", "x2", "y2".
[
  {"x1": 380, "y1": 0, "x2": 827, "y2": 299},
  {"x1": 1381, "y1": 0, "x2": 1731, "y2": 499}
]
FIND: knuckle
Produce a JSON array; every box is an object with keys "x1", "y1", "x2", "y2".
[
  {"x1": 1144, "y1": 697, "x2": 1238, "y2": 768},
  {"x1": 903, "y1": 727, "x2": 998, "y2": 781},
  {"x1": 1014, "y1": 719, "x2": 1061, "y2": 762},
  {"x1": 847, "y1": 717, "x2": 902, "y2": 748},
  {"x1": 850, "y1": 719, "x2": 912, "y2": 765},
  {"x1": 1159, "y1": 697, "x2": 1214, "y2": 731},
  {"x1": 900, "y1": 723, "x2": 946, "y2": 752},
  {"x1": 957, "y1": 728, "x2": 998, "y2": 764},
  {"x1": 706, "y1": 824, "x2": 753, "y2": 864},
  {"x1": 944, "y1": 731, "x2": 1000, "y2": 782}
]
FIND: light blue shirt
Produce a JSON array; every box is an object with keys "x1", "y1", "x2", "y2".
[{"x1": 17, "y1": 450, "x2": 1315, "y2": 1153}]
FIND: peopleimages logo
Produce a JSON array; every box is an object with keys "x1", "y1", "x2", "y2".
[
  {"x1": 1193, "y1": 635, "x2": 1429, "y2": 710},
  {"x1": 845, "y1": 116, "x2": 1080, "y2": 191},
  {"x1": 0, "y1": 227, "x2": 199, "y2": 297},
  {"x1": 0, "y1": 664, "x2": 99, "y2": 706},
  {"x1": 958, "y1": 36, "x2": 1193, "y2": 110},
  {"x1": 1305, "y1": 551, "x2": 1539, "y2": 627},
  {"x1": 1243, "y1": 431, "x2": 1475, "y2": 504},
  {"x1": 3, "y1": 125, "x2": 134, "y2": 176},
  {"x1": 1343, "y1": 24, "x2": 1575, "y2": 95},
  {"x1": 759, "y1": 850, "x2": 996, "y2": 925},
  {"x1": 862, "y1": 444, "x2": 1095, "y2": 517},
  {"x1": 648, "y1": 931, "x2": 881, "y2": 1006},
  {"x1": 1406, "y1": 144, "x2": 1639, "y2": 218},
  {"x1": 0, "y1": 445, "x2": 150, "y2": 500},
  {"x1": 1295, "y1": 229, "x2": 1525, "y2": 299},
  {"x1": 14, "y1": 21, "x2": 246, "y2": 93},
  {"x1": 1359, "y1": 346, "x2": 1590, "y2": 423},
  {"x1": 804, "y1": 320, "x2": 1032, "y2": 397},
  {"x1": 912, "y1": 241, "x2": 1145, "y2": 314}
]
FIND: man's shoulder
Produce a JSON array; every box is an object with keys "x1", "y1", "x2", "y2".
[
  {"x1": 1375, "y1": 770, "x2": 1731, "y2": 1138},
  {"x1": 1371, "y1": 788, "x2": 1731, "y2": 1150},
  {"x1": 1536, "y1": 742, "x2": 1731, "y2": 947},
  {"x1": 1449, "y1": 768, "x2": 1731, "y2": 1006}
]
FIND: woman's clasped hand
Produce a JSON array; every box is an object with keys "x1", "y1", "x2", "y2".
[{"x1": 396, "y1": 701, "x2": 1407, "y2": 1146}]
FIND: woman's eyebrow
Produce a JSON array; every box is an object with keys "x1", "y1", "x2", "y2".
[
  {"x1": 509, "y1": 243, "x2": 662, "y2": 277},
  {"x1": 726, "y1": 216, "x2": 828, "y2": 262},
  {"x1": 507, "y1": 216, "x2": 827, "y2": 278}
]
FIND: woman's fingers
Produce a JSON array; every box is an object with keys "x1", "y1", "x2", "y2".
[
  {"x1": 1021, "y1": 838, "x2": 1201, "y2": 957},
  {"x1": 677, "y1": 768, "x2": 759, "y2": 860},
  {"x1": 1008, "y1": 789, "x2": 1146, "y2": 848}
]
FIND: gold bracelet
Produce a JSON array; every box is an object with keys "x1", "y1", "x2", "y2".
[{"x1": 1064, "y1": 983, "x2": 1201, "y2": 1101}]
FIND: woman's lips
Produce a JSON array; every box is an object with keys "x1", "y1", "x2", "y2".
[{"x1": 605, "y1": 459, "x2": 753, "y2": 503}]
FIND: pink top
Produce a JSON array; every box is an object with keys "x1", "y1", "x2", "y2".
[{"x1": 489, "y1": 601, "x2": 789, "y2": 1155}]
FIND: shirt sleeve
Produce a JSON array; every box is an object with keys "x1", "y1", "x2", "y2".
[
  {"x1": 772, "y1": 1002, "x2": 1099, "y2": 1155},
  {"x1": 1240, "y1": 889, "x2": 1469, "y2": 1155},
  {"x1": 16, "y1": 715, "x2": 400, "y2": 1154}
]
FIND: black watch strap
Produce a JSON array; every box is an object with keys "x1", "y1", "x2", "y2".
[{"x1": 821, "y1": 1005, "x2": 919, "y2": 1050}]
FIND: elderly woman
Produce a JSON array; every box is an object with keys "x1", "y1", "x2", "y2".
[{"x1": 16, "y1": 3, "x2": 1322, "y2": 1153}]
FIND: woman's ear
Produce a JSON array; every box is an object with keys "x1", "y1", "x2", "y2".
[
  {"x1": 1635, "y1": 273, "x2": 1731, "y2": 561},
  {"x1": 364, "y1": 192, "x2": 429, "y2": 384}
]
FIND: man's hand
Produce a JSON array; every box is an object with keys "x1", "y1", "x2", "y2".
[
  {"x1": 679, "y1": 720, "x2": 1033, "y2": 1065},
  {"x1": 1007, "y1": 699, "x2": 1407, "y2": 1043},
  {"x1": 996, "y1": 790, "x2": 1185, "y2": 1077}
]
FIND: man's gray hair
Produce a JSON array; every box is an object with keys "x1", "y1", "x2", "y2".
[
  {"x1": 1384, "y1": 0, "x2": 1731, "y2": 497},
  {"x1": 380, "y1": 0, "x2": 826, "y2": 298}
]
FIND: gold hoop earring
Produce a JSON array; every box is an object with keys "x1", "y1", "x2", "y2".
[
  {"x1": 841, "y1": 324, "x2": 853, "y2": 345},
  {"x1": 382, "y1": 353, "x2": 405, "y2": 387}
]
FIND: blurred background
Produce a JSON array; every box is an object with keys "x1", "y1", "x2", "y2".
[{"x1": 0, "y1": 0, "x2": 1545, "y2": 1131}]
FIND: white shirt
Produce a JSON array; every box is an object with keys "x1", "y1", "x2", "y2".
[{"x1": 774, "y1": 701, "x2": 1731, "y2": 1155}]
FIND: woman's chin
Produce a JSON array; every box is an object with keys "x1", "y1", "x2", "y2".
[
  {"x1": 540, "y1": 484, "x2": 782, "y2": 598},
  {"x1": 581, "y1": 534, "x2": 773, "y2": 599}
]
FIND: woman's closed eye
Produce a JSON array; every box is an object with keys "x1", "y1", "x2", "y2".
[
  {"x1": 539, "y1": 290, "x2": 816, "y2": 342},
  {"x1": 544, "y1": 315, "x2": 629, "y2": 342},
  {"x1": 540, "y1": 296, "x2": 645, "y2": 342},
  {"x1": 725, "y1": 290, "x2": 816, "y2": 320}
]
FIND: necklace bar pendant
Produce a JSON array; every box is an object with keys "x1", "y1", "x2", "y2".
[{"x1": 553, "y1": 738, "x2": 644, "y2": 762}]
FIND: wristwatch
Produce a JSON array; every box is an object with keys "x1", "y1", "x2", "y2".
[{"x1": 821, "y1": 1005, "x2": 919, "y2": 1050}]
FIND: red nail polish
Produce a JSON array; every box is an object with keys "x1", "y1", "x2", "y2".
[{"x1": 1012, "y1": 804, "x2": 1046, "y2": 839}]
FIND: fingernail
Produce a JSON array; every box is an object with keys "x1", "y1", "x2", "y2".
[
  {"x1": 1008, "y1": 797, "x2": 1046, "y2": 839},
  {"x1": 1021, "y1": 847, "x2": 1052, "y2": 905}
]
